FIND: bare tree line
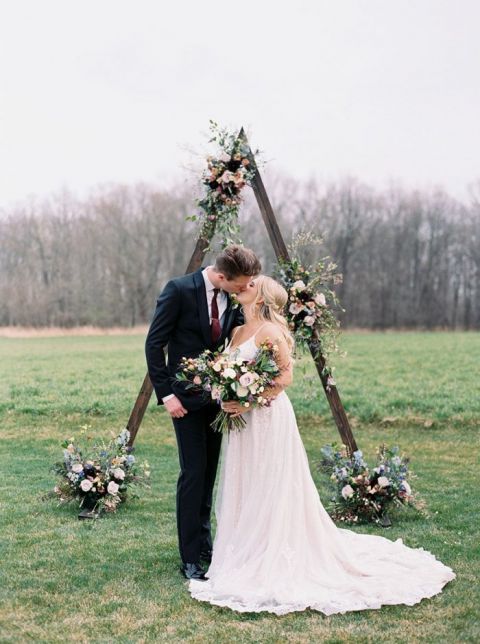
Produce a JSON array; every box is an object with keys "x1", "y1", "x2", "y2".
[{"x1": 0, "y1": 176, "x2": 479, "y2": 329}]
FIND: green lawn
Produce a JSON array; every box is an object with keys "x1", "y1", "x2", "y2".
[{"x1": 0, "y1": 332, "x2": 479, "y2": 643}]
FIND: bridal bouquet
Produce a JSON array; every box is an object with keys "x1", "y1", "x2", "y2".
[
  {"x1": 176, "y1": 339, "x2": 281, "y2": 433},
  {"x1": 51, "y1": 428, "x2": 151, "y2": 514}
]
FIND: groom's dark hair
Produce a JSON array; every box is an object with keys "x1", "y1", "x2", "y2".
[{"x1": 215, "y1": 245, "x2": 262, "y2": 280}]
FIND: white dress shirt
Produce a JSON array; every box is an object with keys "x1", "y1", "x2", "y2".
[
  {"x1": 162, "y1": 267, "x2": 227, "y2": 403},
  {"x1": 202, "y1": 266, "x2": 228, "y2": 324}
]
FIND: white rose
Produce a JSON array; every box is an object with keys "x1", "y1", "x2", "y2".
[
  {"x1": 314, "y1": 292, "x2": 326, "y2": 306},
  {"x1": 400, "y1": 480, "x2": 411, "y2": 495},
  {"x1": 219, "y1": 170, "x2": 233, "y2": 183},
  {"x1": 113, "y1": 467, "x2": 125, "y2": 480},
  {"x1": 236, "y1": 386, "x2": 249, "y2": 397},
  {"x1": 292, "y1": 280, "x2": 306, "y2": 291},
  {"x1": 213, "y1": 361, "x2": 222, "y2": 372},
  {"x1": 239, "y1": 373, "x2": 254, "y2": 387},
  {"x1": 289, "y1": 302, "x2": 304, "y2": 315},
  {"x1": 222, "y1": 368, "x2": 237, "y2": 380},
  {"x1": 72, "y1": 463, "x2": 83, "y2": 473},
  {"x1": 341, "y1": 484, "x2": 354, "y2": 499},
  {"x1": 378, "y1": 476, "x2": 390, "y2": 487},
  {"x1": 219, "y1": 151, "x2": 231, "y2": 163},
  {"x1": 80, "y1": 479, "x2": 93, "y2": 492},
  {"x1": 107, "y1": 481, "x2": 119, "y2": 495},
  {"x1": 304, "y1": 315, "x2": 315, "y2": 326}
]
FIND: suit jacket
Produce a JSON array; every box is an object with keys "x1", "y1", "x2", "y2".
[{"x1": 145, "y1": 268, "x2": 244, "y2": 411}]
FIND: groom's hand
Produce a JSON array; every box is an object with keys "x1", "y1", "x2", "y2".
[{"x1": 165, "y1": 396, "x2": 188, "y2": 419}]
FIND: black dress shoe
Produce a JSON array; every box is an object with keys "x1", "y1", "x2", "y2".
[
  {"x1": 180, "y1": 562, "x2": 207, "y2": 580},
  {"x1": 200, "y1": 549, "x2": 213, "y2": 564}
]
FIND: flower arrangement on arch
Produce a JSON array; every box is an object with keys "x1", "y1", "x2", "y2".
[
  {"x1": 276, "y1": 233, "x2": 344, "y2": 386},
  {"x1": 187, "y1": 120, "x2": 259, "y2": 246},
  {"x1": 319, "y1": 443, "x2": 418, "y2": 524},
  {"x1": 51, "y1": 427, "x2": 151, "y2": 514},
  {"x1": 176, "y1": 339, "x2": 281, "y2": 433}
]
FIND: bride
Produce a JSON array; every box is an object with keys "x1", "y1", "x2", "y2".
[{"x1": 189, "y1": 275, "x2": 455, "y2": 616}]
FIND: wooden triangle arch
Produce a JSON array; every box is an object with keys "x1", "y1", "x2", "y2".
[{"x1": 126, "y1": 128, "x2": 358, "y2": 454}]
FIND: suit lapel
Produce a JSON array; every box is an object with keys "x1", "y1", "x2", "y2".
[{"x1": 193, "y1": 269, "x2": 212, "y2": 347}]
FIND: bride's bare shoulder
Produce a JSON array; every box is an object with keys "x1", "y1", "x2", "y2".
[{"x1": 256, "y1": 321, "x2": 282, "y2": 342}]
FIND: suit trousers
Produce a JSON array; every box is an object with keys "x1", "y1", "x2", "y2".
[{"x1": 172, "y1": 402, "x2": 222, "y2": 563}]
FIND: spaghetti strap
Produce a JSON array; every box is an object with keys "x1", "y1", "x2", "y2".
[{"x1": 228, "y1": 322, "x2": 271, "y2": 351}]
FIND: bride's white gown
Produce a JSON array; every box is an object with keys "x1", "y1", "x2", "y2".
[{"x1": 189, "y1": 335, "x2": 455, "y2": 615}]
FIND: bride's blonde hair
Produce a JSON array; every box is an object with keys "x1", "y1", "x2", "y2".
[{"x1": 250, "y1": 275, "x2": 295, "y2": 354}]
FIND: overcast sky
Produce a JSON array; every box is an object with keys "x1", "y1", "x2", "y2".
[{"x1": 0, "y1": 0, "x2": 479, "y2": 208}]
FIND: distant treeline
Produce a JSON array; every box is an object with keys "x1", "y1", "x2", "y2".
[{"x1": 1, "y1": 175, "x2": 479, "y2": 329}]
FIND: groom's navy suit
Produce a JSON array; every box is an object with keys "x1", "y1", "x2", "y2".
[{"x1": 145, "y1": 268, "x2": 243, "y2": 563}]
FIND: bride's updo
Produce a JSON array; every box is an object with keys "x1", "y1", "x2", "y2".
[{"x1": 251, "y1": 275, "x2": 294, "y2": 354}]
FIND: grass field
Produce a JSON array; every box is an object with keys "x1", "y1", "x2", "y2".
[{"x1": 0, "y1": 331, "x2": 479, "y2": 643}]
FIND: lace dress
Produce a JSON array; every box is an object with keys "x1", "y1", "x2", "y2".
[{"x1": 189, "y1": 333, "x2": 455, "y2": 615}]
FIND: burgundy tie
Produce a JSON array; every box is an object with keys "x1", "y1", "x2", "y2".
[{"x1": 211, "y1": 288, "x2": 222, "y2": 344}]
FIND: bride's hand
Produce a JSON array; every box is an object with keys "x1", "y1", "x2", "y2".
[{"x1": 221, "y1": 401, "x2": 251, "y2": 417}]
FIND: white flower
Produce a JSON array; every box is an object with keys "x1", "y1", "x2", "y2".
[
  {"x1": 244, "y1": 402, "x2": 250, "y2": 408},
  {"x1": 107, "y1": 481, "x2": 119, "y2": 495},
  {"x1": 341, "y1": 484, "x2": 354, "y2": 499},
  {"x1": 222, "y1": 368, "x2": 237, "y2": 380},
  {"x1": 72, "y1": 463, "x2": 84, "y2": 473},
  {"x1": 400, "y1": 480, "x2": 411, "y2": 495},
  {"x1": 314, "y1": 292, "x2": 326, "y2": 306},
  {"x1": 219, "y1": 170, "x2": 234, "y2": 184},
  {"x1": 80, "y1": 479, "x2": 93, "y2": 492},
  {"x1": 211, "y1": 386, "x2": 221, "y2": 400},
  {"x1": 292, "y1": 280, "x2": 306, "y2": 291},
  {"x1": 219, "y1": 151, "x2": 231, "y2": 163},
  {"x1": 289, "y1": 302, "x2": 304, "y2": 315},
  {"x1": 212, "y1": 361, "x2": 222, "y2": 372},
  {"x1": 239, "y1": 373, "x2": 254, "y2": 387},
  {"x1": 378, "y1": 476, "x2": 390, "y2": 487},
  {"x1": 236, "y1": 386, "x2": 249, "y2": 397},
  {"x1": 113, "y1": 467, "x2": 125, "y2": 481},
  {"x1": 304, "y1": 315, "x2": 315, "y2": 326}
]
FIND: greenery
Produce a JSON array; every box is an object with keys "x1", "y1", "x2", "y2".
[{"x1": 0, "y1": 331, "x2": 478, "y2": 642}]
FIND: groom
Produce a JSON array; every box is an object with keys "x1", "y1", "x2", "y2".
[{"x1": 145, "y1": 245, "x2": 262, "y2": 580}]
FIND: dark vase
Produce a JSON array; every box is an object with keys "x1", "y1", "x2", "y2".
[
  {"x1": 379, "y1": 512, "x2": 392, "y2": 528},
  {"x1": 78, "y1": 494, "x2": 101, "y2": 520}
]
